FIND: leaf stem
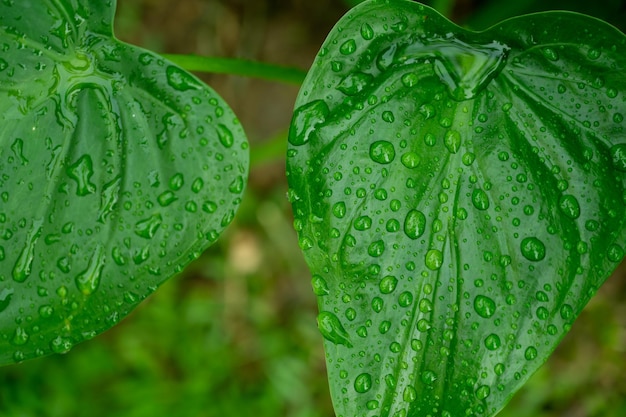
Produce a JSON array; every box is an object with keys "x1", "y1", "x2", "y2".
[{"x1": 162, "y1": 54, "x2": 307, "y2": 85}]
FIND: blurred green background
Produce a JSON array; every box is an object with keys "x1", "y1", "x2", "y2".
[{"x1": 1, "y1": 1, "x2": 625, "y2": 416}]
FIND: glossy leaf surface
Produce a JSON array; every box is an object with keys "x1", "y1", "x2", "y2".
[
  {"x1": 287, "y1": 1, "x2": 626, "y2": 416},
  {"x1": 0, "y1": 0, "x2": 248, "y2": 364}
]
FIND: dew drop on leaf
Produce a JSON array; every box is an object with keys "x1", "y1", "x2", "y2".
[
  {"x1": 67, "y1": 155, "x2": 96, "y2": 196},
  {"x1": 134, "y1": 214, "x2": 163, "y2": 239},
  {"x1": 444, "y1": 130, "x2": 461, "y2": 154},
  {"x1": 317, "y1": 311, "x2": 352, "y2": 347},
  {"x1": 332, "y1": 201, "x2": 347, "y2": 218},
  {"x1": 216, "y1": 124, "x2": 234, "y2": 148},
  {"x1": 610, "y1": 144, "x2": 626, "y2": 171},
  {"x1": 404, "y1": 209, "x2": 427, "y2": 240},
  {"x1": 471, "y1": 188, "x2": 490, "y2": 211},
  {"x1": 520, "y1": 237, "x2": 546, "y2": 261},
  {"x1": 484, "y1": 333, "x2": 501, "y2": 350},
  {"x1": 400, "y1": 152, "x2": 421, "y2": 169},
  {"x1": 289, "y1": 100, "x2": 329, "y2": 146},
  {"x1": 165, "y1": 65, "x2": 200, "y2": 91},
  {"x1": 354, "y1": 373, "x2": 372, "y2": 393},
  {"x1": 524, "y1": 346, "x2": 538, "y2": 360},
  {"x1": 311, "y1": 275, "x2": 330, "y2": 296},
  {"x1": 340, "y1": 39, "x2": 357, "y2": 55},
  {"x1": 558, "y1": 194, "x2": 581, "y2": 219},
  {"x1": 425, "y1": 249, "x2": 443, "y2": 270},
  {"x1": 379, "y1": 275, "x2": 398, "y2": 294},
  {"x1": 75, "y1": 246, "x2": 106, "y2": 296},
  {"x1": 474, "y1": 295, "x2": 497, "y2": 318}
]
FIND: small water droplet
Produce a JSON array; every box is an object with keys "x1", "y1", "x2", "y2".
[
  {"x1": 317, "y1": 311, "x2": 352, "y2": 347},
  {"x1": 476, "y1": 385, "x2": 491, "y2": 400},
  {"x1": 229, "y1": 176, "x2": 245, "y2": 194},
  {"x1": 401, "y1": 72, "x2": 419, "y2": 88},
  {"x1": 354, "y1": 373, "x2": 372, "y2": 393},
  {"x1": 421, "y1": 370, "x2": 437, "y2": 385},
  {"x1": 289, "y1": 100, "x2": 329, "y2": 146},
  {"x1": 381, "y1": 111, "x2": 395, "y2": 123},
  {"x1": 158, "y1": 191, "x2": 177, "y2": 206},
  {"x1": 474, "y1": 295, "x2": 496, "y2": 318},
  {"x1": 98, "y1": 176, "x2": 121, "y2": 223},
  {"x1": 520, "y1": 237, "x2": 546, "y2": 261},
  {"x1": 403, "y1": 385, "x2": 418, "y2": 402},
  {"x1": 11, "y1": 326, "x2": 29, "y2": 346},
  {"x1": 608, "y1": 244, "x2": 624, "y2": 262},
  {"x1": 332, "y1": 202, "x2": 346, "y2": 218},
  {"x1": 369, "y1": 140, "x2": 395, "y2": 164},
  {"x1": 169, "y1": 173, "x2": 184, "y2": 190},
  {"x1": 50, "y1": 335, "x2": 73, "y2": 354},
  {"x1": 354, "y1": 216, "x2": 372, "y2": 231},
  {"x1": 404, "y1": 210, "x2": 426, "y2": 240}
]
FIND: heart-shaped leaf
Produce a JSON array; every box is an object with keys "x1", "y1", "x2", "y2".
[
  {"x1": 287, "y1": 1, "x2": 626, "y2": 416},
  {"x1": 0, "y1": 1, "x2": 248, "y2": 364}
]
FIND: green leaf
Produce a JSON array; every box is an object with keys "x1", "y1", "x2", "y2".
[
  {"x1": 0, "y1": 0, "x2": 248, "y2": 364},
  {"x1": 287, "y1": 1, "x2": 626, "y2": 416}
]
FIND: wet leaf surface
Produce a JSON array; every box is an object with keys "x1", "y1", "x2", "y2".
[
  {"x1": 0, "y1": 0, "x2": 248, "y2": 364},
  {"x1": 287, "y1": 1, "x2": 626, "y2": 416}
]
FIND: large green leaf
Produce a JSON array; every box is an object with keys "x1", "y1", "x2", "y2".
[
  {"x1": 0, "y1": 0, "x2": 248, "y2": 364},
  {"x1": 287, "y1": 1, "x2": 626, "y2": 416}
]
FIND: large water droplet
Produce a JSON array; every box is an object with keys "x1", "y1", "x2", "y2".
[
  {"x1": 311, "y1": 275, "x2": 330, "y2": 296},
  {"x1": 404, "y1": 209, "x2": 426, "y2": 240},
  {"x1": 520, "y1": 237, "x2": 546, "y2": 261},
  {"x1": 425, "y1": 249, "x2": 443, "y2": 270},
  {"x1": 369, "y1": 140, "x2": 396, "y2": 164},
  {"x1": 340, "y1": 39, "x2": 357, "y2": 55},
  {"x1": 484, "y1": 333, "x2": 501, "y2": 350},
  {"x1": 135, "y1": 214, "x2": 163, "y2": 239},
  {"x1": 354, "y1": 373, "x2": 372, "y2": 393},
  {"x1": 472, "y1": 188, "x2": 490, "y2": 211},
  {"x1": 166, "y1": 65, "x2": 201, "y2": 91},
  {"x1": 13, "y1": 219, "x2": 43, "y2": 283},
  {"x1": 67, "y1": 155, "x2": 96, "y2": 196},
  {"x1": 50, "y1": 336, "x2": 73, "y2": 354},
  {"x1": 75, "y1": 245, "x2": 105, "y2": 296},
  {"x1": 317, "y1": 311, "x2": 352, "y2": 347},
  {"x1": 474, "y1": 295, "x2": 496, "y2": 318},
  {"x1": 559, "y1": 194, "x2": 580, "y2": 219},
  {"x1": 361, "y1": 23, "x2": 374, "y2": 40},
  {"x1": 444, "y1": 130, "x2": 461, "y2": 154},
  {"x1": 289, "y1": 100, "x2": 329, "y2": 146},
  {"x1": 610, "y1": 144, "x2": 626, "y2": 171},
  {"x1": 379, "y1": 275, "x2": 398, "y2": 294},
  {"x1": 216, "y1": 124, "x2": 234, "y2": 148}
]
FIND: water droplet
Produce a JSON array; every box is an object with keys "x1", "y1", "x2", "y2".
[
  {"x1": 421, "y1": 370, "x2": 437, "y2": 385},
  {"x1": 587, "y1": 48, "x2": 601, "y2": 60},
  {"x1": 229, "y1": 176, "x2": 245, "y2": 194},
  {"x1": 332, "y1": 202, "x2": 346, "y2": 218},
  {"x1": 419, "y1": 298, "x2": 433, "y2": 313},
  {"x1": 484, "y1": 333, "x2": 501, "y2": 350},
  {"x1": 135, "y1": 214, "x2": 163, "y2": 239},
  {"x1": 191, "y1": 178, "x2": 204, "y2": 193},
  {"x1": 524, "y1": 346, "x2": 538, "y2": 360},
  {"x1": 476, "y1": 385, "x2": 491, "y2": 400},
  {"x1": 0, "y1": 288, "x2": 14, "y2": 313},
  {"x1": 403, "y1": 385, "x2": 418, "y2": 403},
  {"x1": 340, "y1": 39, "x2": 357, "y2": 55},
  {"x1": 67, "y1": 155, "x2": 96, "y2": 196},
  {"x1": 474, "y1": 295, "x2": 496, "y2": 318},
  {"x1": 166, "y1": 65, "x2": 200, "y2": 91},
  {"x1": 169, "y1": 173, "x2": 184, "y2": 190},
  {"x1": 404, "y1": 210, "x2": 426, "y2": 240},
  {"x1": 425, "y1": 249, "x2": 443, "y2": 270},
  {"x1": 0, "y1": 58, "x2": 8, "y2": 71},
  {"x1": 541, "y1": 47, "x2": 559, "y2": 61},
  {"x1": 98, "y1": 176, "x2": 121, "y2": 223},
  {"x1": 10, "y1": 138, "x2": 28, "y2": 165},
  {"x1": 368, "y1": 240, "x2": 385, "y2": 257},
  {"x1": 311, "y1": 275, "x2": 330, "y2": 296},
  {"x1": 608, "y1": 244, "x2": 624, "y2": 262},
  {"x1": 317, "y1": 311, "x2": 352, "y2": 347},
  {"x1": 444, "y1": 130, "x2": 461, "y2": 154},
  {"x1": 398, "y1": 291, "x2": 413, "y2": 307},
  {"x1": 610, "y1": 144, "x2": 626, "y2": 171},
  {"x1": 289, "y1": 100, "x2": 329, "y2": 146},
  {"x1": 11, "y1": 326, "x2": 29, "y2": 346},
  {"x1": 382, "y1": 111, "x2": 395, "y2": 123},
  {"x1": 401, "y1": 72, "x2": 419, "y2": 88},
  {"x1": 614, "y1": 113, "x2": 624, "y2": 123},
  {"x1": 520, "y1": 237, "x2": 546, "y2": 261},
  {"x1": 354, "y1": 215, "x2": 372, "y2": 231},
  {"x1": 50, "y1": 336, "x2": 73, "y2": 354},
  {"x1": 401, "y1": 152, "x2": 420, "y2": 169},
  {"x1": 379, "y1": 275, "x2": 398, "y2": 294},
  {"x1": 472, "y1": 188, "x2": 490, "y2": 211},
  {"x1": 75, "y1": 245, "x2": 105, "y2": 296},
  {"x1": 337, "y1": 72, "x2": 373, "y2": 96},
  {"x1": 13, "y1": 219, "x2": 43, "y2": 283},
  {"x1": 217, "y1": 124, "x2": 234, "y2": 148},
  {"x1": 157, "y1": 191, "x2": 177, "y2": 206},
  {"x1": 536, "y1": 306, "x2": 549, "y2": 320},
  {"x1": 360, "y1": 23, "x2": 374, "y2": 40},
  {"x1": 354, "y1": 373, "x2": 372, "y2": 393},
  {"x1": 559, "y1": 195, "x2": 580, "y2": 219}
]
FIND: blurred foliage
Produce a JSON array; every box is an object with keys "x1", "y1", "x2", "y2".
[{"x1": 0, "y1": 1, "x2": 624, "y2": 417}]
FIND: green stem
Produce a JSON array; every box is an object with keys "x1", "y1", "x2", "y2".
[{"x1": 162, "y1": 54, "x2": 307, "y2": 85}]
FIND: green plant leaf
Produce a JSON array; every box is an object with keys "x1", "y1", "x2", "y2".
[
  {"x1": 0, "y1": 0, "x2": 248, "y2": 364},
  {"x1": 287, "y1": 1, "x2": 626, "y2": 416}
]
